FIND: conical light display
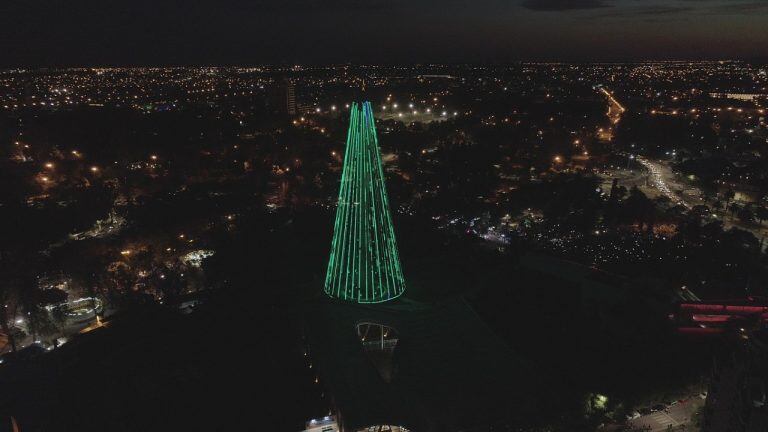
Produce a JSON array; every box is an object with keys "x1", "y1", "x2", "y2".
[{"x1": 325, "y1": 102, "x2": 406, "y2": 303}]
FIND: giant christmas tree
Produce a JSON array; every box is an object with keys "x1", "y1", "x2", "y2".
[{"x1": 325, "y1": 101, "x2": 406, "y2": 303}]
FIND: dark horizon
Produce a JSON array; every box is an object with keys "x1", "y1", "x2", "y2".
[{"x1": 1, "y1": 0, "x2": 767, "y2": 68}]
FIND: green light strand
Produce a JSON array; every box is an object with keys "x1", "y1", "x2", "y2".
[{"x1": 324, "y1": 101, "x2": 406, "y2": 303}]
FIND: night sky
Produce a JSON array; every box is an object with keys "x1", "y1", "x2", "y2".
[{"x1": 1, "y1": 0, "x2": 766, "y2": 66}]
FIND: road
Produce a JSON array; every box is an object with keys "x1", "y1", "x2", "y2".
[
  {"x1": 635, "y1": 157, "x2": 706, "y2": 209},
  {"x1": 607, "y1": 157, "x2": 768, "y2": 245},
  {"x1": 600, "y1": 87, "x2": 626, "y2": 126},
  {"x1": 629, "y1": 398, "x2": 703, "y2": 431},
  {"x1": 596, "y1": 87, "x2": 626, "y2": 141}
]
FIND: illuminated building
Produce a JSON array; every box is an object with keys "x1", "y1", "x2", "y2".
[
  {"x1": 286, "y1": 79, "x2": 297, "y2": 115},
  {"x1": 325, "y1": 102, "x2": 406, "y2": 303}
]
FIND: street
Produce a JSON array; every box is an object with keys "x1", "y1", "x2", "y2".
[
  {"x1": 600, "y1": 158, "x2": 768, "y2": 246},
  {"x1": 629, "y1": 398, "x2": 704, "y2": 431}
]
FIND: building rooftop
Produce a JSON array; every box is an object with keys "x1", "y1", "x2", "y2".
[{"x1": 303, "y1": 297, "x2": 541, "y2": 432}]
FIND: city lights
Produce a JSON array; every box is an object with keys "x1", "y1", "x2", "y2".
[{"x1": 2, "y1": 56, "x2": 767, "y2": 432}]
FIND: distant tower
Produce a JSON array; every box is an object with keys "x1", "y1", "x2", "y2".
[
  {"x1": 325, "y1": 102, "x2": 406, "y2": 303},
  {"x1": 285, "y1": 79, "x2": 297, "y2": 116}
]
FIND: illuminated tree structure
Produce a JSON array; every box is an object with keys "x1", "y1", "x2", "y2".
[{"x1": 325, "y1": 102, "x2": 406, "y2": 303}]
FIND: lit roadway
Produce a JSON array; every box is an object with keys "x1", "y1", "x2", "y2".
[
  {"x1": 634, "y1": 158, "x2": 768, "y2": 242},
  {"x1": 635, "y1": 157, "x2": 701, "y2": 209},
  {"x1": 596, "y1": 87, "x2": 625, "y2": 142},
  {"x1": 628, "y1": 397, "x2": 704, "y2": 431},
  {"x1": 600, "y1": 87, "x2": 626, "y2": 125}
]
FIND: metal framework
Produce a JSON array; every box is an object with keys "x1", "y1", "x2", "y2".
[{"x1": 325, "y1": 102, "x2": 406, "y2": 303}]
